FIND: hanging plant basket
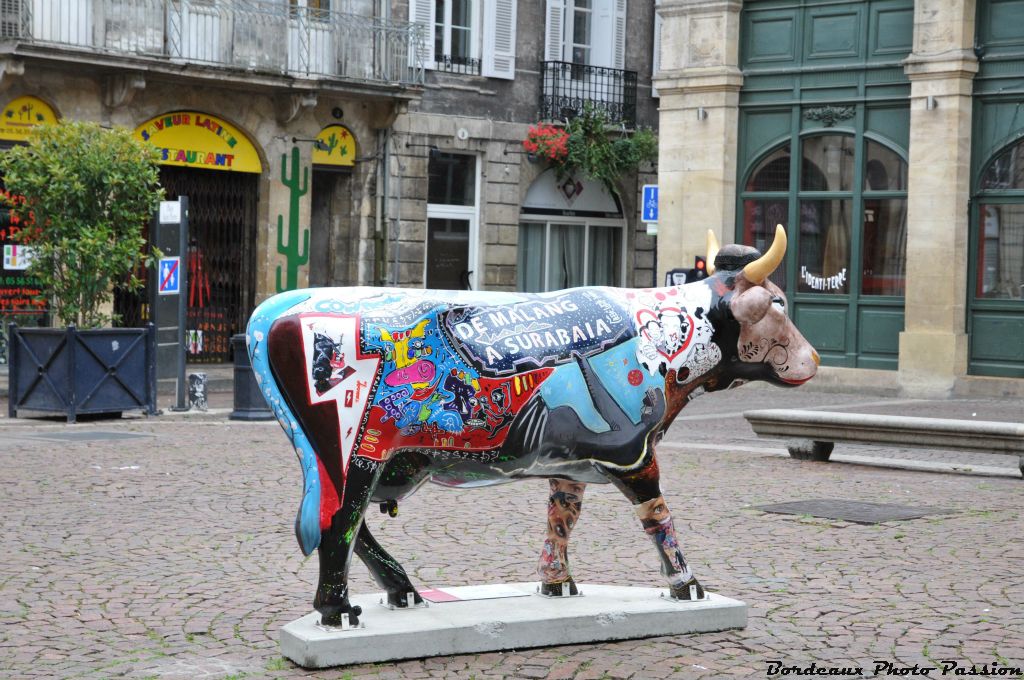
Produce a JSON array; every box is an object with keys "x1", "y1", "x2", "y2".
[{"x1": 522, "y1": 107, "x2": 658, "y2": 191}]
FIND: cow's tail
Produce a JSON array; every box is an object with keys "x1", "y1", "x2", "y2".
[{"x1": 246, "y1": 290, "x2": 322, "y2": 556}]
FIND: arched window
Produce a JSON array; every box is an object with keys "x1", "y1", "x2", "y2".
[
  {"x1": 740, "y1": 135, "x2": 907, "y2": 296},
  {"x1": 741, "y1": 144, "x2": 791, "y2": 290},
  {"x1": 975, "y1": 138, "x2": 1024, "y2": 299},
  {"x1": 861, "y1": 140, "x2": 908, "y2": 296}
]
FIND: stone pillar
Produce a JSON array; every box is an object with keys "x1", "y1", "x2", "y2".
[
  {"x1": 653, "y1": 0, "x2": 743, "y2": 282},
  {"x1": 898, "y1": 0, "x2": 977, "y2": 396}
]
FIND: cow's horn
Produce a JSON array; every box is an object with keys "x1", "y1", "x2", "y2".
[
  {"x1": 743, "y1": 224, "x2": 787, "y2": 284},
  {"x1": 706, "y1": 229, "x2": 720, "y2": 275}
]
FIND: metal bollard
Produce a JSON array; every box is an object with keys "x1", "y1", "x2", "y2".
[{"x1": 229, "y1": 334, "x2": 274, "y2": 421}]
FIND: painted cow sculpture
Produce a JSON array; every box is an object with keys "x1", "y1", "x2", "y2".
[{"x1": 247, "y1": 226, "x2": 818, "y2": 626}]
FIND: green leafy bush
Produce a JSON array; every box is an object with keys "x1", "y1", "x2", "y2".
[
  {"x1": 527, "y1": 106, "x2": 658, "y2": 191},
  {"x1": 0, "y1": 121, "x2": 163, "y2": 328}
]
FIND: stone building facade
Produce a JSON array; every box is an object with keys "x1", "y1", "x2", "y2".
[
  {"x1": 0, "y1": 0, "x2": 420, "y2": 361},
  {"x1": 0, "y1": 0, "x2": 661, "y2": 364},
  {"x1": 655, "y1": 0, "x2": 1024, "y2": 393},
  {"x1": 385, "y1": 0, "x2": 662, "y2": 293}
]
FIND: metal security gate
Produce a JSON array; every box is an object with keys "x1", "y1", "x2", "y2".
[
  {"x1": 115, "y1": 167, "x2": 257, "y2": 362},
  {"x1": 162, "y1": 166, "x2": 257, "y2": 363}
]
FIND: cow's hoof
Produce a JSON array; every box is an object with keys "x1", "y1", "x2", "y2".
[
  {"x1": 319, "y1": 604, "x2": 362, "y2": 627},
  {"x1": 540, "y1": 580, "x2": 578, "y2": 597},
  {"x1": 669, "y1": 578, "x2": 705, "y2": 601},
  {"x1": 387, "y1": 590, "x2": 424, "y2": 608}
]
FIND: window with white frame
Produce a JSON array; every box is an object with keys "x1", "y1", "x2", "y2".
[
  {"x1": 569, "y1": 0, "x2": 592, "y2": 65},
  {"x1": 426, "y1": 152, "x2": 479, "y2": 290},
  {"x1": 434, "y1": 0, "x2": 478, "y2": 72},
  {"x1": 544, "y1": 0, "x2": 625, "y2": 69},
  {"x1": 409, "y1": 0, "x2": 517, "y2": 78}
]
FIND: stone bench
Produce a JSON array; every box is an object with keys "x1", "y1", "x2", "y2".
[{"x1": 742, "y1": 409, "x2": 1024, "y2": 476}]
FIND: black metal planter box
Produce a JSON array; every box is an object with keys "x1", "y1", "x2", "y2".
[{"x1": 7, "y1": 323, "x2": 157, "y2": 423}]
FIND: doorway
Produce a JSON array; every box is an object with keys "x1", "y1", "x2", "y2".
[{"x1": 309, "y1": 168, "x2": 354, "y2": 287}]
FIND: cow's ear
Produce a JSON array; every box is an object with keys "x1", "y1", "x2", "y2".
[{"x1": 730, "y1": 286, "x2": 773, "y2": 324}]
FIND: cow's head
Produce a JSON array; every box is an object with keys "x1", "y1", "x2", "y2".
[{"x1": 706, "y1": 225, "x2": 819, "y2": 388}]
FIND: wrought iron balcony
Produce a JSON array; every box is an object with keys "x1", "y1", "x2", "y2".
[
  {"x1": 434, "y1": 54, "x2": 480, "y2": 76},
  {"x1": 540, "y1": 60, "x2": 637, "y2": 127},
  {"x1": 0, "y1": 0, "x2": 425, "y2": 86}
]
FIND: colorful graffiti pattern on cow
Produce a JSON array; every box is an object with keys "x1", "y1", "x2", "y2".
[{"x1": 358, "y1": 310, "x2": 554, "y2": 458}]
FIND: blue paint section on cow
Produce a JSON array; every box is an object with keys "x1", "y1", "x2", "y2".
[
  {"x1": 538, "y1": 362, "x2": 611, "y2": 434},
  {"x1": 246, "y1": 290, "x2": 321, "y2": 556},
  {"x1": 589, "y1": 338, "x2": 664, "y2": 426}
]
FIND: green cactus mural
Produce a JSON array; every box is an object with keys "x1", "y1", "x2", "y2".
[
  {"x1": 325, "y1": 132, "x2": 339, "y2": 156},
  {"x1": 276, "y1": 146, "x2": 309, "y2": 292}
]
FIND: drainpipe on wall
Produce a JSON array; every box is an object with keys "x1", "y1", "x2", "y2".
[
  {"x1": 375, "y1": 127, "x2": 389, "y2": 286},
  {"x1": 391, "y1": 132, "x2": 403, "y2": 286},
  {"x1": 372, "y1": 0, "x2": 392, "y2": 287}
]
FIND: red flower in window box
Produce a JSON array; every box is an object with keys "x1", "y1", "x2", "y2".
[{"x1": 523, "y1": 124, "x2": 569, "y2": 164}]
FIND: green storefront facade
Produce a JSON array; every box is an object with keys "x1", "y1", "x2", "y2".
[
  {"x1": 737, "y1": 0, "x2": 913, "y2": 370},
  {"x1": 727, "y1": 0, "x2": 1024, "y2": 378},
  {"x1": 968, "y1": 0, "x2": 1024, "y2": 377}
]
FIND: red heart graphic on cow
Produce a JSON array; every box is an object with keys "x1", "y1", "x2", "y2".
[{"x1": 635, "y1": 307, "x2": 695, "y2": 363}]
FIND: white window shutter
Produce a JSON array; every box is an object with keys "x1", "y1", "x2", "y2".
[
  {"x1": 482, "y1": 0, "x2": 517, "y2": 79},
  {"x1": 652, "y1": 6, "x2": 661, "y2": 97},
  {"x1": 544, "y1": 0, "x2": 565, "y2": 62},
  {"x1": 613, "y1": 0, "x2": 626, "y2": 70},
  {"x1": 409, "y1": 0, "x2": 436, "y2": 69}
]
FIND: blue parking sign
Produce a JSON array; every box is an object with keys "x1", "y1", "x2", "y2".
[
  {"x1": 642, "y1": 185, "x2": 658, "y2": 223},
  {"x1": 158, "y1": 256, "x2": 180, "y2": 296}
]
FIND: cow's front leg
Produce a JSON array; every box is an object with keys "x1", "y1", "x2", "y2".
[
  {"x1": 314, "y1": 462, "x2": 380, "y2": 626},
  {"x1": 537, "y1": 478, "x2": 586, "y2": 596},
  {"x1": 635, "y1": 495, "x2": 705, "y2": 600},
  {"x1": 603, "y1": 456, "x2": 705, "y2": 601}
]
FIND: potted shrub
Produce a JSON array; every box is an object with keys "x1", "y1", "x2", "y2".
[{"x1": 1, "y1": 121, "x2": 163, "y2": 422}]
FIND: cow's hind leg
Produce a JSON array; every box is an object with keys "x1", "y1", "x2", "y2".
[
  {"x1": 602, "y1": 456, "x2": 705, "y2": 600},
  {"x1": 354, "y1": 524, "x2": 424, "y2": 608},
  {"x1": 315, "y1": 463, "x2": 381, "y2": 626},
  {"x1": 538, "y1": 478, "x2": 587, "y2": 596}
]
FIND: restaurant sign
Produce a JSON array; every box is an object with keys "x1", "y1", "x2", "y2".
[
  {"x1": 134, "y1": 111, "x2": 262, "y2": 173},
  {"x1": 0, "y1": 96, "x2": 59, "y2": 143}
]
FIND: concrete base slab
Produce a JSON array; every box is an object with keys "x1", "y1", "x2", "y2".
[{"x1": 280, "y1": 582, "x2": 747, "y2": 669}]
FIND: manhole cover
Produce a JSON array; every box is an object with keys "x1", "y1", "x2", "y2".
[
  {"x1": 22, "y1": 431, "x2": 154, "y2": 442},
  {"x1": 756, "y1": 499, "x2": 953, "y2": 524}
]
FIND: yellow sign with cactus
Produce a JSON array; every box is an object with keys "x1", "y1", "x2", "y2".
[
  {"x1": 0, "y1": 96, "x2": 59, "y2": 142},
  {"x1": 313, "y1": 125, "x2": 355, "y2": 167}
]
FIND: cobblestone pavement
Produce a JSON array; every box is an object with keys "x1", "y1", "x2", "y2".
[{"x1": 1, "y1": 386, "x2": 1022, "y2": 679}]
